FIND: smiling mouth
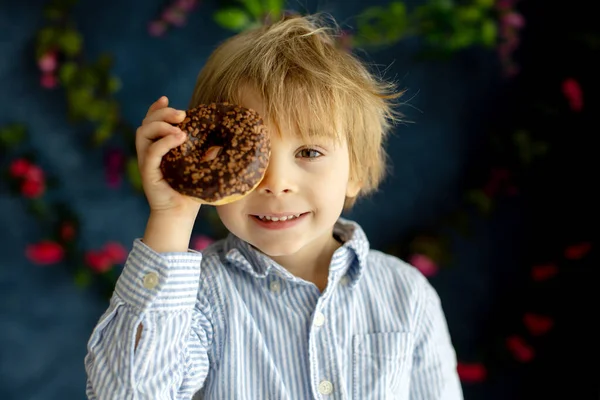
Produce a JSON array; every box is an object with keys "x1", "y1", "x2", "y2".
[{"x1": 251, "y1": 212, "x2": 308, "y2": 222}]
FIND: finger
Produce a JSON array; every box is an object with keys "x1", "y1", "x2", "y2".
[
  {"x1": 135, "y1": 121, "x2": 181, "y2": 157},
  {"x1": 142, "y1": 107, "x2": 186, "y2": 126},
  {"x1": 145, "y1": 96, "x2": 169, "y2": 119},
  {"x1": 141, "y1": 132, "x2": 187, "y2": 182}
]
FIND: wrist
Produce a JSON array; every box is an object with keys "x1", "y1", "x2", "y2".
[{"x1": 143, "y1": 210, "x2": 198, "y2": 253}]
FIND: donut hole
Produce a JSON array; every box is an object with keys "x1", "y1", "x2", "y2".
[{"x1": 201, "y1": 146, "x2": 223, "y2": 162}]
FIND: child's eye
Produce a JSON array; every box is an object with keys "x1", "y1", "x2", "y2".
[{"x1": 296, "y1": 148, "x2": 323, "y2": 159}]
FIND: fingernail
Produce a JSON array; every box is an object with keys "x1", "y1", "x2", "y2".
[{"x1": 178, "y1": 110, "x2": 186, "y2": 117}]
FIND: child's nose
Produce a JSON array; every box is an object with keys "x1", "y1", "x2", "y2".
[{"x1": 257, "y1": 159, "x2": 295, "y2": 196}]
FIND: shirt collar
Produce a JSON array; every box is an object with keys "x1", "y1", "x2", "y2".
[{"x1": 222, "y1": 217, "x2": 369, "y2": 288}]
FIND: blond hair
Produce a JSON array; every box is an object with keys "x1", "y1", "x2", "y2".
[{"x1": 189, "y1": 13, "x2": 403, "y2": 209}]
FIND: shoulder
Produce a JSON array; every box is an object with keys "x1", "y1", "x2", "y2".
[
  {"x1": 359, "y1": 250, "x2": 441, "y2": 322},
  {"x1": 364, "y1": 249, "x2": 433, "y2": 294}
]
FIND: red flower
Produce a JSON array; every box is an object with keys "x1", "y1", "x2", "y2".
[
  {"x1": 531, "y1": 264, "x2": 558, "y2": 281},
  {"x1": 26, "y1": 240, "x2": 65, "y2": 265},
  {"x1": 409, "y1": 253, "x2": 439, "y2": 277},
  {"x1": 9, "y1": 158, "x2": 32, "y2": 177},
  {"x1": 60, "y1": 222, "x2": 76, "y2": 242},
  {"x1": 523, "y1": 313, "x2": 554, "y2": 336},
  {"x1": 456, "y1": 362, "x2": 487, "y2": 383},
  {"x1": 21, "y1": 178, "x2": 46, "y2": 198},
  {"x1": 102, "y1": 242, "x2": 127, "y2": 264},
  {"x1": 561, "y1": 78, "x2": 583, "y2": 112},
  {"x1": 40, "y1": 72, "x2": 58, "y2": 89},
  {"x1": 564, "y1": 242, "x2": 591, "y2": 260},
  {"x1": 506, "y1": 335, "x2": 535, "y2": 362},
  {"x1": 85, "y1": 250, "x2": 114, "y2": 273}
]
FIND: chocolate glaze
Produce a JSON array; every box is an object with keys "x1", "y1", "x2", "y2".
[{"x1": 160, "y1": 103, "x2": 270, "y2": 203}]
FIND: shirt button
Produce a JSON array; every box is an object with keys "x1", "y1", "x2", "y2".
[
  {"x1": 143, "y1": 272, "x2": 159, "y2": 289},
  {"x1": 339, "y1": 275, "x2": 349, "y2": 286},
  {"x1": 318, "y1": 380, "x2": 334, "y2": 395},
  {"x1": 313, "y1": 312, "x2": 325, "y2": 327},
  {"x1": 269, "y1": 280, "x2": 281, "y2": 293}
]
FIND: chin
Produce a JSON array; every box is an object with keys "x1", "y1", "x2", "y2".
[{"x1": 250, "y1": 239, "x2": 304, "y2": 258}]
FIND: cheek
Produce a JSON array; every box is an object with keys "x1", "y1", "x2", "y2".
[{"x1": 215, "y1": 203, "x2": 243, "y2": 228}]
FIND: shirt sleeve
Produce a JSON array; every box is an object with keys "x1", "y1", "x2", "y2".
[
  {"x1": 409, "y1": 276, "x2": 464, "y2": 400},
  {"x1": 84, "y1": 239, "x2": 215, "y2": 400}
]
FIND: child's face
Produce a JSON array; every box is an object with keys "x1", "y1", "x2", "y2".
[{"x1": 216, "y1": 88, "x2": 361, "y2": 260}]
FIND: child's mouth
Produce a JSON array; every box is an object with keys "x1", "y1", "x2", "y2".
[{"x1": 250, "y1": 212, "x2": 309, "y2": 229}]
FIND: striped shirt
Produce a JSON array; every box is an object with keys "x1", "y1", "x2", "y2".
[{"x1": 85, "y1": 218, "x2": 463, "y2": 399}]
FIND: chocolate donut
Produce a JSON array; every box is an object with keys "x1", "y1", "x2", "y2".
[{"x1": 160, "y1": 102, "x2": 270, "y2": 205}]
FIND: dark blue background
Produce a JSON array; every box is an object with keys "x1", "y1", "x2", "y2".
[{"x1": 1, "y1": 1, "x2": 596, "y2": 399}]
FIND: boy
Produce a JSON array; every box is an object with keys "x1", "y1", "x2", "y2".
[{"x1": 85, "y1": 14, "x2": 463, "y2": 400}]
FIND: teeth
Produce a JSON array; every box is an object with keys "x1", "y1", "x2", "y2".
[{"x1": 258, "y1": 214, "x2": 301, "y2": 221}]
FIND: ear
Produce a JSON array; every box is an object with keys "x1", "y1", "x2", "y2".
[{"x1": 346, "y1": 179, "x2": 362, "y2": 199}]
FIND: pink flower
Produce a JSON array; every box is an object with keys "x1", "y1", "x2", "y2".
[
  {"x1": 456, "y1": 362, "x2": 487, "y2": 383},
  {"x1": 506, "y1": 335, "x2": 534, "y2": 362},
  {"x1": 502, "y1": 12, "x2": 525, "y2": 29},
  {"x1": 162, "y1": 8, "x2": 186, "y2": 26},
  {"x1": 496, "y1": 0, "x2": 517, "y2": 10},
  {"x1": 24, "y1": 165, "x2": 44, "y2": 182},
  {"x1": 148, "y1": 20, "x2": 167, "y2": 37},
  {"x1": 9, "y1": 158, "x2": 32, "y2": 177},
  {"x1": 102, "y1": 242, "x2": 127, "y2": 264},
  {"x1": 192, "y1": 235, "x2": 214, "y2": 251},
  {"x1": 409, "y1": 253, "x2": 439, "y2": 277},
  {"x1": 561, "y1": 78, "x2": 583, "y2": 112},
  {"x1": 26, "y1": 240, "x2": 65, "y2": 265},
  {"x1": 104, "y1": 148, "x2": 124, "y2": 188},
  {"x1": 85, "y1": 250, "x2": 114, "y2": 273},
  {"x1": 38, "y1": 51, "x2": 58, "y2": 72},
  {"x1": 176, "y1": 0, "x2": 197, "y2": 11},
  {"x1": 40, "y1": 72, "x2": 58, "y2": 89},
  {"x1": 523, "y1": 313, "x2": 554, "y2": 336}
]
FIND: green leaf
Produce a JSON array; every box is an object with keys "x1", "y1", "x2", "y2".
[
  {"x1": 108, "y1": 76, "x2": 121, "y2": 93},
  {"x1": 27, "y1": 198, "x2": 49, "y2": 219},
  {"x1": 37, "y1": 27, "x2": 57, "y2": 50},
  {"x1": 44, "y1": 6, "x2": 64, "y2": 20},
  {"x1": 59, "y1": 29, "x2": 82, "y2": 56},
  {"x1": 74, "y1": 268, "x2": 92, "y2": 288},
  {"x1": 480, "y1": 19, "x2": 497, "y2": 46},
  {"x1": 475, "y1": 0, "x2": 495, "y2": 8},
  {"x1": 264, "y1": 0, "x2": 283, "y2": 20},
  {"x1": 214, "y1": 8, "x2": 252, "y2": 31},
  {"x1": 59, "y1": 62, "x2": 78, "y2": 85},
  {"x1": 126, "y1": 157, "x2": 143, "y2": 190},
  {"x1": 0, "y1": 124, "x2": 27, "y2": 147},
  {"x1": 237, "y1": 0, "x2": 262, "y2": 19},
  {"x1": 466, "y1": 189, "x2": 493, "y2": 215},
  {"x1": 93, "y1": 120, "x2": 113, "y2": 145}
]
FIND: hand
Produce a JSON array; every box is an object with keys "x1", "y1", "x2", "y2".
[{"x1": 135, "y1": 96, "x2": 201, "y2": 219}]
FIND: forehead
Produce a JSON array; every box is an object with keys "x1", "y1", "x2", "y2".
[{"x1": 235, "y1": 86, "x2": 345, "y2": 144}]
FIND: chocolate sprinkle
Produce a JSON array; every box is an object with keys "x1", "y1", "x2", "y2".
[{"x1": 160, "y1": 102, "x2": 270, "y2": 203}]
